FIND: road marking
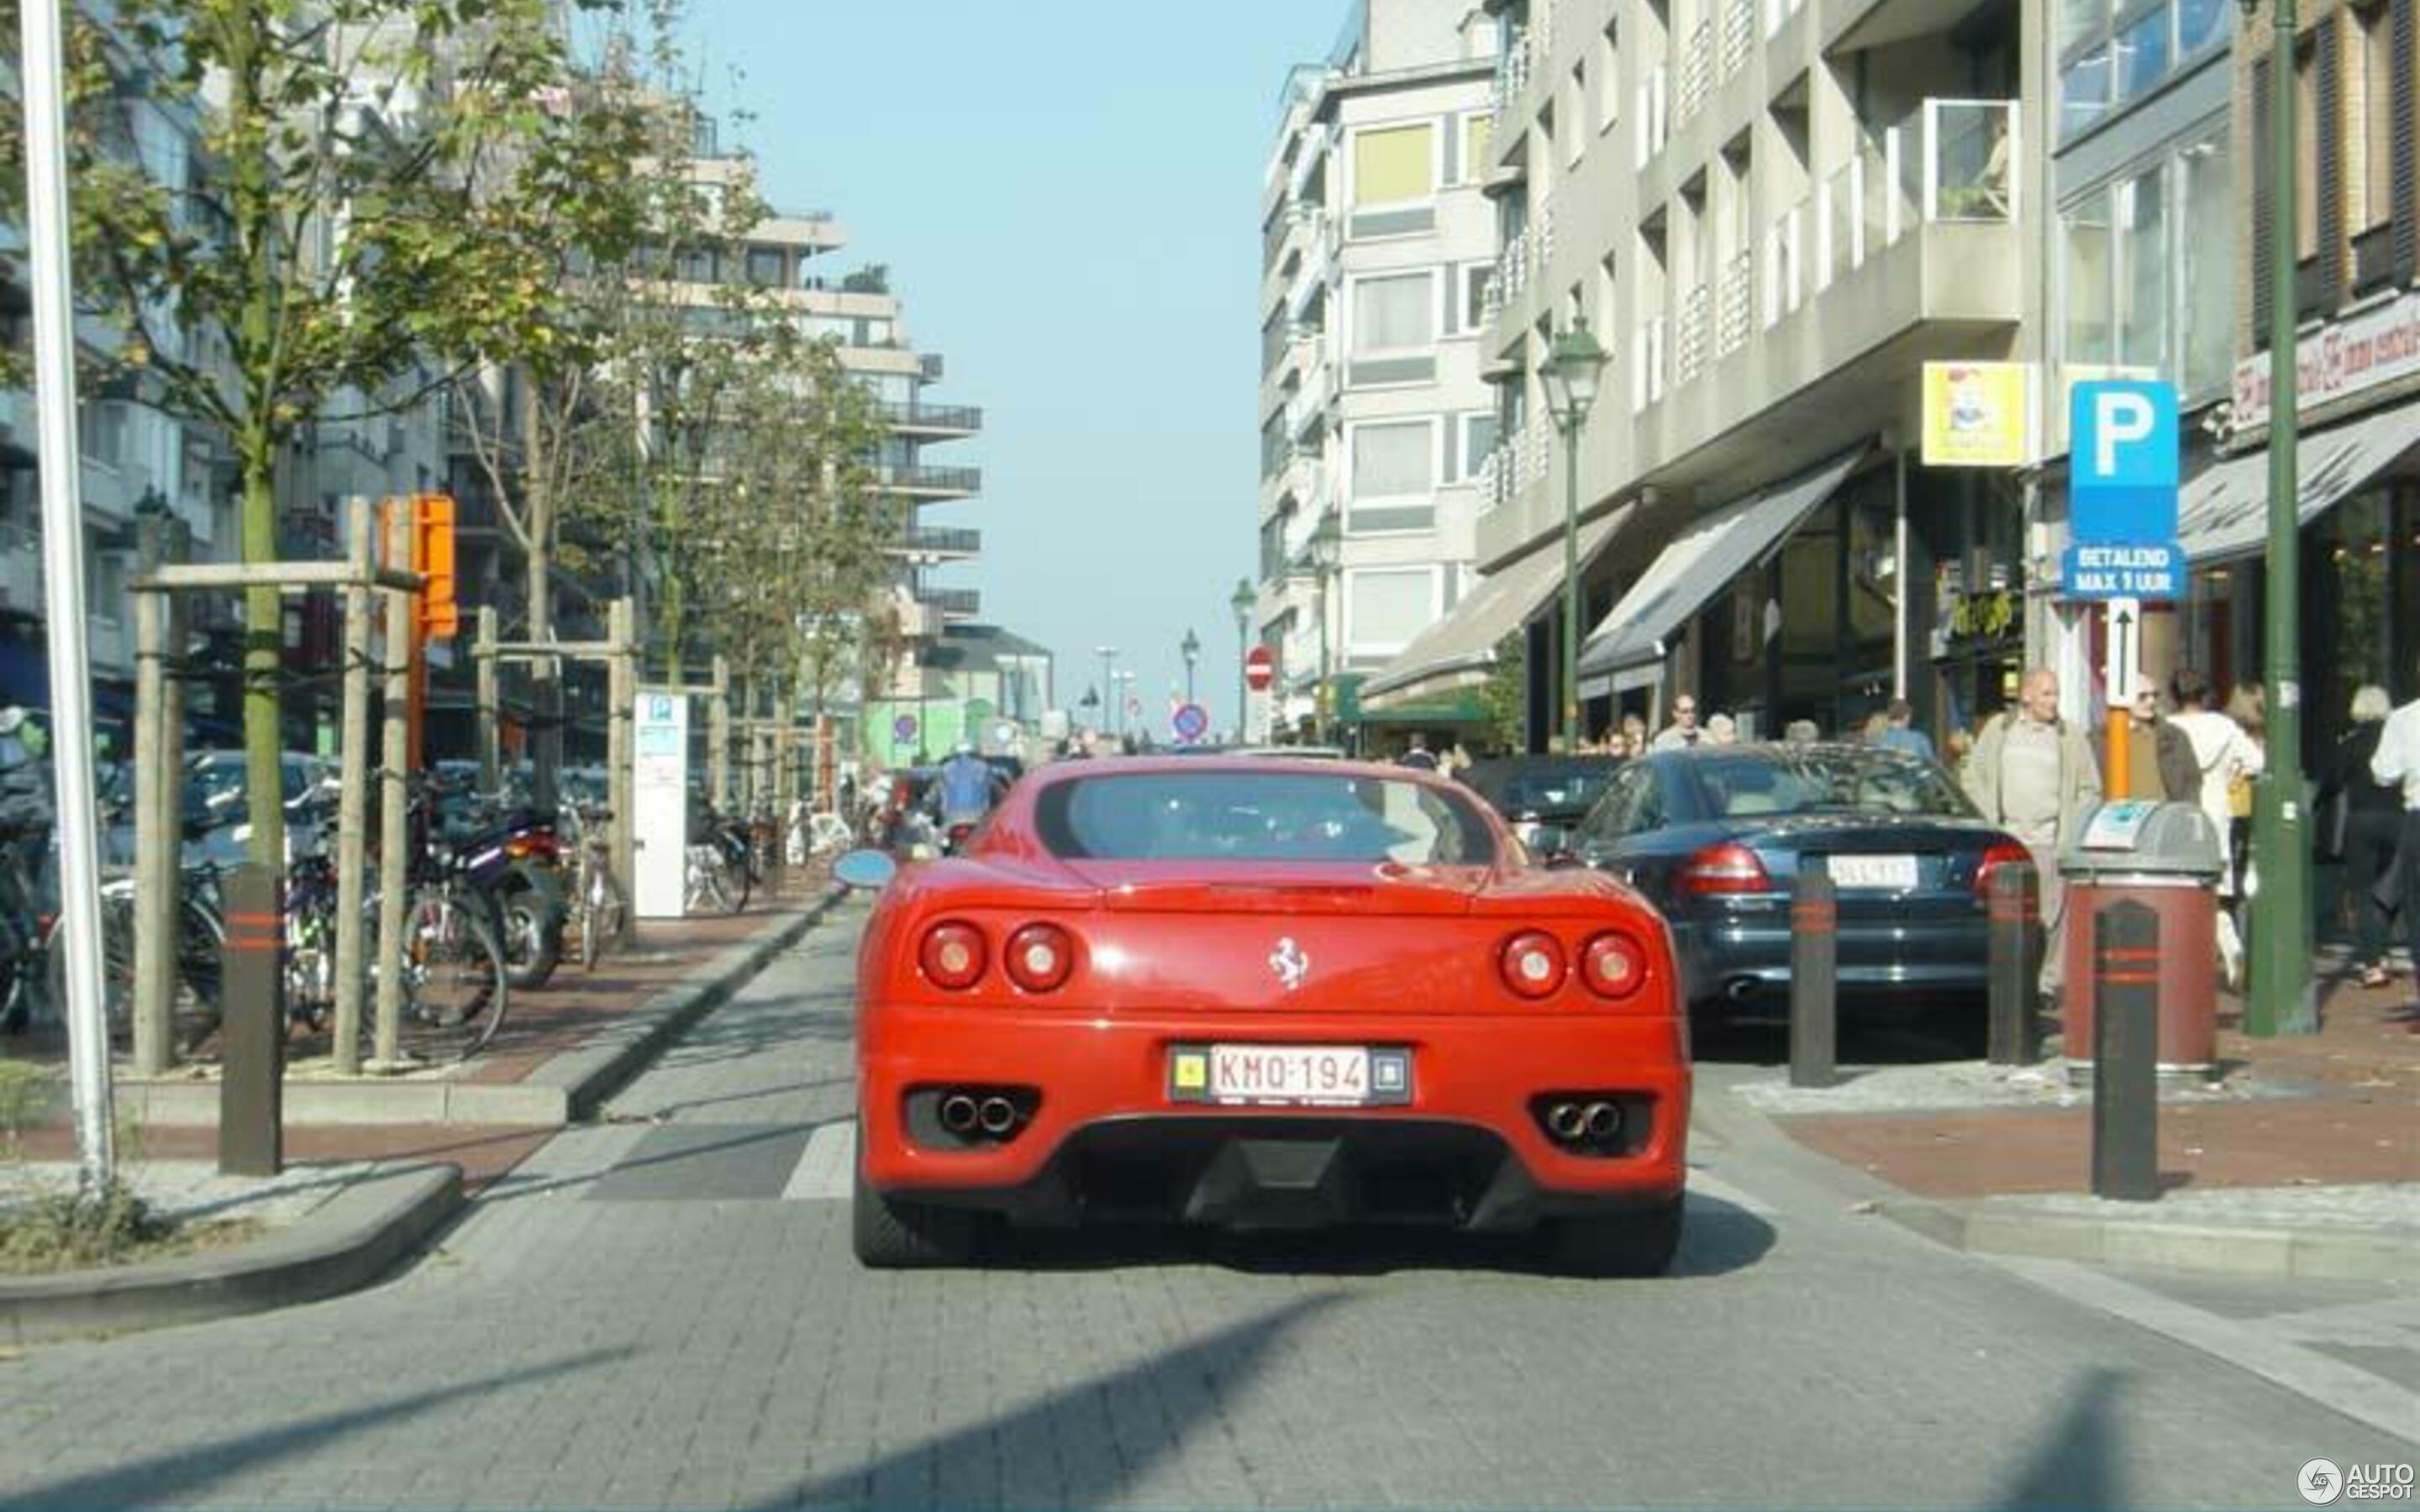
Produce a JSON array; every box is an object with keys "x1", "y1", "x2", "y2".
[
  {"x1": 783, "y1": 1121, "x2": 855, "y2": 1202},
  {"x1": 1686, "y1": 1168, "x2": 1778, "y2": 1219},
  {"x1": 1986, "y1": 1255, "x2": 2420, "y2": 1449}
]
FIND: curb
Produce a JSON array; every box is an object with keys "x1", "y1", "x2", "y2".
[
  {"x1": 113, "y1": 886, "x2": 848, "y2": 1129},
  {"x1": 1873, "y1": 1196, "x2": 2420, "y2": 1284},
  {"x1": 0, "y1": 1162, "x2": 462, "y2": 1347}
]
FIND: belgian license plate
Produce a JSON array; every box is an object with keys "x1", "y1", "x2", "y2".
[
  {"x1": 1167, "y1": 1044, "x2": 1413, "y2": 1107},
  {"x1": 1828, "y1": 853, "x2": 1919, "y2": 890}
]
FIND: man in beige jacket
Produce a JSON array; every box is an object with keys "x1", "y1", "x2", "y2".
[{"x1": 1963, "y1": 667, "x2": 2104, "y2": 996}]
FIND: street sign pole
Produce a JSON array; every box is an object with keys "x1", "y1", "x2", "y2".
[
  {"x1": 18, "y1": 0, "x2": 114, "y2": 1197},
  {"x1": 2103, "y1": 599, "x2": 2139, "y2": 799}
]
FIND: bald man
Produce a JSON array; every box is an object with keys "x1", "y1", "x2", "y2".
[{"x1": 1964, "y1": 668, "x2": 2102, "y2": 996}]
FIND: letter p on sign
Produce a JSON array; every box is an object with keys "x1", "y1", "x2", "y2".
[{"x1": 2093, "y1": 391, "x2": 2155, "y2": 479}]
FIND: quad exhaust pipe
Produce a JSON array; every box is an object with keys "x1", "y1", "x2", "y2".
[{"x1": 1541, "y1": 1099, "x2": 1625, "y2": 1149}]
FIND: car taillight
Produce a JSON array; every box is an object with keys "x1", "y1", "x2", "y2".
[
  {"x1": 1579, "y1": 931, "x2": 1649, "y2": 1000},
  {"x1": 1679, "y1": 840, "x2": 1771, "y2": 895},
  {"x1": 1974, "y1": 839, "x2": 2033, "y2": 899},
  {"x1": 1003, "y1": 923, "x2": 1074, "y2": 992},
  {"x1": 1500, "y1": 930, "x2": 1566, "y2": 999},
  {"x1": 918, "y1": 921, "x2": 988, "y2": 990}
]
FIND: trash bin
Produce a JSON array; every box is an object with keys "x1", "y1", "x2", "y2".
[{"x1": 2059, "y1": 800, "x2": 2226, "y2": 1080}]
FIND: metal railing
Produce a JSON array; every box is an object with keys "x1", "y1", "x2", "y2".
[
  {"x1": 1495, "y1": 225, "x2": 1532, "y2": 311},
  {"x1": 871, "y1": 464, "x2": 982, "y2": 494},
  {"x1": 915, "y1": 585, "x2": 981, "y2": 617},
  {"x1": 1676, "y1": 21, "x2": 1713, "y2": 127},
  {"x1": 1717, "y1": 249, "x2": 1754, "y2": 359},
  {"x1": 897, "y1": 526, "x2": 981, "y2": 556},
  {"x1": 870, "y1": 400, "x2": 982, "y2": 432},
  {"x1": 1674, "y1": 284, "x2": 1712, "y2": 386},
  {"x1": 1492, "y1": 27, "x2": 1532, "y2": 125},
  {"x1": 1535, "y1": 195, "x2": 1557, "y2": 272},
  {"x1": 1720, "y1": 0, "x2": 1754, "y2": 82}
]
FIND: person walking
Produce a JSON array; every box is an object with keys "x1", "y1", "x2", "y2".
[
  {"x1": 1650, "y1": 695, "x2": 1703, "y2": 750},
  {"x1": 2115, "y1": 678, "x2": 2201, "y2": 803},
  {"x1": 2170, "y1": 668, "x2": 2263, "y2": 985},
  {"x1": 1398, "y1": 733, "x2": 1440, "y2": 771},
  {"x1": 2224, "y1": 682, "x2": 2267, "y2": 900},
  {"x1": 1964, "y1": 668, "x2": 2102, "y2": 997},
  {"x1": 2318, "y1": 685, "x2": 2402, "y2": 989},
  {"x1": 1705, "y1": 711, "x2": 1739, "y2": 746},
  {"x1": 2370, "y1": 663, "x2": 2420, "y2": 993},
  {"x1": 1873, "y1": 698, "x2": 1937, "y2": 762}
]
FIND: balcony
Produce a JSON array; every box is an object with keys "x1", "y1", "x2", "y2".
[
  {"x1": 1719, "y1": 0, "x2": 1754, "y2": 83},
  {"x1": 888, "y1": 526, "x2": 981, "y2": 559},
  {"x1": 871, "y1": 463, "x2": 981, "y2": 497},
  {"x1": 1674, "y1": 21, "x2": 1712, "y2": 129},
  {"x1": 1488, "y1": 225, "x2": 1532, "y2": 325},
  {"x1": 915, "y1": 585, "x2": 981, "y2": 620},
  {"x1": 871, "y1": 400, "x2": 982, "y2": 435},
  {"x1": 1674, "y1": 285, "x2": 1712, "y2": 387},
  {"x1": 1491, "y1": 27, "x2": 1533, "y2": 127},
  {"x1": 1716, "y1": 250, "x2": 1754, "y2": 360}
]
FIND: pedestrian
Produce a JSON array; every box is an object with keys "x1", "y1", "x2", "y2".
[
  {"x1": 1445, "y1": 739, "x2": 1474, "y2": 777},
  {"x1": 2115, "y1": 676, "x2": 2201, "y2": 804},
  {"x1": 1873, "y1": 698, "x2": 1937, "y2": 762},
  {"x1": 1784, "y1": 718, "x2": 1820, "y2": 744},
  {"x1": 2224, "y1": 682, "x2": 2267, "y2": 899},
  {"x1": 1705, "y1": 711, "x2": 1738, "y2": 746},
  {"x1": 1963, "y1": 668, "x2": 2102, "y2": 999},
  {"x1": 1651, "y1": 694, "x2": 1703, "y2": 750},
  {"x1": 2170, "y1": 671, "x2": 2264, "y2": 984},
  {"x1": 2317, "y1": 685, "x2": 2402, "y2": 989},
  {"x1": 1944, "y1": 726, "x2": 1976, "y2": 787},
  {"x1": 1399, "y1": 732, "x2": 1440, "y2": 771},
  {"x1": 2369, "y1": 659, "x2": 2420, "y2": 992},
  {"x1": 1859, "y1": 709, "x2": 1891, "y2": 744}
]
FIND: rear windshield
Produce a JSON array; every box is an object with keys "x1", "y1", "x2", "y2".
[
  {"x1": 1484, "y1": 766, "x2": 1622, "y2": 815},
  {"x1": 1691, "y1": 748, "x2": 1974, "y2": 820},
  {"x1": 1034, "y1": 771, "x2": 1497, "y2": 864}
]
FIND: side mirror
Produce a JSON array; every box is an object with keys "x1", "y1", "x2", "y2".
[{"x1": 833, "y1": 848, "x2": 897, "y2": 890}]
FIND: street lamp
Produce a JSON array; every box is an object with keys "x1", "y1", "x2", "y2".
[
  {"x1": 1305, "y1": 512, "x2": 1342, "y2": 743},
  {"x1": 2240, "y1": 0, "x2": 2312, "y2": 1036},
  {"x1": 1180, "y1": 627, "x2": 1201, "y2": 706},
  {"x1": 1230, "y1": 577, "x2": 1254, "y2": 743},
  {"x1": 1095, "y1": 645, "x2": 1117, "y2": 738},
  {"x1": 1539, "y1": 316, "x2": 1610, "y2": 754}
]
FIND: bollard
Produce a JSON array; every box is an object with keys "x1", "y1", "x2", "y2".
[
  {"x1": 218, "y1": 864, "x2": 284, "y2": 1177},
  {"x1": 2091, "y1": 898, "x2": 2161, "y2": 1201},
  {"x1": 1789, "y1": 858, "x2": 1837, "y2": 1089},
  {"x1": 1986, "y1": 862, "x2": 2041, "y2": 1066}
]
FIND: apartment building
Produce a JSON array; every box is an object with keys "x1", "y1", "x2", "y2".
[
  {"x1": 1363, "y1": 0, "x2": 2042, "y2": 748},
  {"x1": 1255, "y1": 0, "x2": 1504, "y2": 744}
]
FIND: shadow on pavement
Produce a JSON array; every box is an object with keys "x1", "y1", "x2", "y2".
[
  {"x1": 0, "y1": 1347, "x2": 634, "y2": 1511},
  {"x1": 1988, "y1": 1366, "x2": 2128, "y2": 1510},
  {"x1": 744, "y1": 1296, "x2": 1338, "y2": 1511},
  {"x1": 1691, "y1": 1000, "x2": 2003, "y2": 1068}
]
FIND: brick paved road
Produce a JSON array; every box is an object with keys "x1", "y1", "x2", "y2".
[{"x1": 0, "y1": 899, "x2": 2411, "y2": 1510}]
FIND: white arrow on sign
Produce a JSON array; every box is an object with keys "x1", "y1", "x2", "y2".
[{"x1": 2102, "y1": 596, "x2": 2142, "y2": 707}]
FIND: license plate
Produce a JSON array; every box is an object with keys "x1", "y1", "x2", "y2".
[
  {"x1": 1166, "y1": 1044, "x2": 1413, "y2": 1107},
  {"x1": 1828, "y1": 853, "x2": 1919, "y2": 890}
]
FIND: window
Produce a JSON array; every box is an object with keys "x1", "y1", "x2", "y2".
[
  {"x1": 2295, "y1": 44, "x2": 2319, "y2": 262},
  {"x1": 2117, "y1": 161, "x2": 2167, "y2": 369},
  {"x1": 2061, "y1": 196, "x2": 2114, "y2": 369},
  {"x1": 1035, "y1": 772, "x2": 1494, "y2": 865},
  {"x1": 1463, "y1": 113, "x2": 1494, "y2": 180},
  {"x1": 2114, "y1": 2, "x2": 2172, "y2": 102},
  {"x1": 2176, "y1": 0, "x2": 2226, "y2": 53},
  {"x1": 1462, "y1": 264, "x2": 1495, "y2": 330},
  {"x1": 1349, "y1": 420, "x2": 1434, "y2": 500},
  {"x1": 2354, "y1": 2, "x2": 2393, "y2": 233},
  {"x1": 2058, "y1": 0, "x2": 2107, "y2": 55},
  {"x1": 2178, "y1": 131, "x2": 2233, "y2": 396},
  {"x1": 1346, "y1": 567, "x2": 1439, "y2": 653},
  {"x1": 1353, "y1": 123, "x2": 1434, "y2": 205},
  {"x1": 2061, "y1": 0, "x2": 2229, "y2": 139},
  {"x1": 2060, "y1": 45, "x2": 2112, "y2": 139},
  {"x1": 77, "y1": 401, "x2": 126, "y2": 468},
  {"x1": 1352, "y1": 271, "x2": 1435, "y2": 351},
  {"x1": 2057, "y1": 128, "x2": 2233, "y2": 402},
  {"x1": 744, "y1": 247, "x2": 786, "y2": 287},
  {"x1": 1460, "y1": 413, "x2": 1502, "y2": 479}
]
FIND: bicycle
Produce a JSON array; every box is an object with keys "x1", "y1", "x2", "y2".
[{"x1": 562, "y1": 799, "x2": 626, "y2": 971}]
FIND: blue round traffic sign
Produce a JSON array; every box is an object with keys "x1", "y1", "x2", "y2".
[
  {"x1": 892, "y1": 714, "x2": 918, "y2": 742},
  {"x1": 1172, "y1": 702, "x2": 1209, "y2": 742}
]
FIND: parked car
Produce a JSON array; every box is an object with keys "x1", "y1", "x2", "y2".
[
  {"x1": 838, "y1": 757, "x2": 1691, "y2": 1274},
  {"x1": 1570, "y1": 743, "x2": 2029, "y2": 1019},
  {"x1": 1458, "y1": 755, "x2": 1624, "y2": 859}
]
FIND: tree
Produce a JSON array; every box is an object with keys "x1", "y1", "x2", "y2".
[
  {"x1": 3, "y1": 0, "x2": 637, "y2": 866},
  {"x1": 1477, "y1": 631, "x2": 1528, "y2": 755}
]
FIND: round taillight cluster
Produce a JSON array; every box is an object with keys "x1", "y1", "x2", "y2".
[
  {"x1": 1500, "y1": 931, "x2": 1566, "y2": 999},
  {"x1": 917, "y1": 921, "x2": 1077, "y2": 994},
  {"x1": 1579, "y1": 931, "x2": 1648, "y2": 999}
]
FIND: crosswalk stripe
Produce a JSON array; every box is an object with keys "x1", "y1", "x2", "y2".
[{"x1": 782, "y1": 1121, "x2": 855, "y2": 1202}]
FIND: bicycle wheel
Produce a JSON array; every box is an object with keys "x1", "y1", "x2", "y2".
[
  {"x1": 724, "y1": 844, "x2": 752, "y2": 914},
  {"x1": 46, "y1": 892, "x2": 135, "y2": 1039},
  {"x1": 386, "y1": 890, "x2": 508, "y2": 1061},
  {"x1": 576, "y1": 872, "x2": 602, "y2": 971}
]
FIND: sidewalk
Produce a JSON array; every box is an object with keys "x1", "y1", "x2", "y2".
[
  {"x1": 0, "y1": 874, "x2": 850, "y2": 1345},
  {"x1": 1735, "y1": 970, "x2": 2418, "y2": 1282}
]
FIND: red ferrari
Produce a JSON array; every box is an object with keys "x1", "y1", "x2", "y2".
[{"x1": 838, "y1": 757, "x2": 1691, "y2": 1273}]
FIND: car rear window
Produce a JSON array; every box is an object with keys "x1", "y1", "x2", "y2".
[
  {"x1": 1034, "y1": 771, "x2": 1497, "y2": 864},
  {"x1": 1692, "y1": 748, "x2": 1975, "y2": 820}
]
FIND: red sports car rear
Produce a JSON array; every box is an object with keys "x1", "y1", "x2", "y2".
[{"x1": 845, "y1": 758, "x2": 1691, "y2": 1273}]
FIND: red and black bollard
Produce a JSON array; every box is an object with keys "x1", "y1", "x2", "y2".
[
  {"x1": 218, "y1": 863, "x2": 284, "y2": 1178},
  {"x1": 1986, "y1": 862, "x2": 2041, "y2": 1066},
  {"x1": 1790, "y1": 858, "x2": 1837, "y2": 1089},
  {"x1": 2091, "y1": 898, "x2": 2160, "y2": 1202}
]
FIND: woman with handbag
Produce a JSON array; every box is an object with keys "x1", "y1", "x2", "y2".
[{"x1": 2170, "y1": 671, "x2": 2264, "y2": 987}]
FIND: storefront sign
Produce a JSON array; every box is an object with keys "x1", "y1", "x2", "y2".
[
  {"x1": 2232, "y1": 287, "x2": 2420, "y2": 428},
  {"x1": 1921, "y1": 361, "x2": 2031, "y2": 467}
]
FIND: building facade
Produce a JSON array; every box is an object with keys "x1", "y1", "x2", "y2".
[{"x1": 1255, "y1": 0, "x2": 1503, "y2": 744}]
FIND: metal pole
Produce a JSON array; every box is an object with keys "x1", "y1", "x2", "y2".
[
  {"x1": 1892, "y1": 446, "x2": 1910, "y2": 700},
  {"x1": 1317, "y1": 574, "x2": 1331, "y2": 745},
  {"x1": 709, "y1": 654, "x2": 730, "y2": 811},
  {"x1": 131, "y1": 525, "x2": 172, "y2": 1076},
  {"x1": 1986, "y1": 863, "x2": 2042, "y2": 1065},
  {"x1": 1789, "y1": 858, "x2": 1838, "y2": 1089},
  {"x1": 374, "y1": 507, "x2": 413, "y2": 1068},
  {"x1": 332, "y1": 499, "x2": 374, "y2": 1075},
  {"x1": 607, "y1": 597, "x2": 636, "y2": 947},
  {"x1": 475, "y1": 605, "x2": 500, "y2": 795},
  {"x1": 1561, "y1": 408, "x2": 1582, "y2": 753},
  {"x1": 19, "y1": 0, "x2": 112, "y2": 1194},
  {"x1": 2091, "y1": 898, "x2": 2162, "y2": 1200},
  {"x1": 2247, "y1": 0, "x2": 2315, "y2": 1037}
]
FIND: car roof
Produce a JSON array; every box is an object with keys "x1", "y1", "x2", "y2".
[{"x1": 1024, "y1": 754, "x2": 1460, "y2": 790}]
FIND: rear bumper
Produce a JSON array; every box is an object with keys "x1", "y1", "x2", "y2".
[
  {"x1": 1673, "y1": 911, "x2": 1992, "y2": 1005},
  {"x1": 859, "y1": 1005, "x2": 1690, "y2": 1230}
]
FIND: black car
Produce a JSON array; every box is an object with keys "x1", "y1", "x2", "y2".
[
  {"x1": 1570, "y1": 743, "x2": 2028, "y2": 1016},
  {"x1": 1459, "y1": 755, "x2": 1624, "y2": 858}
]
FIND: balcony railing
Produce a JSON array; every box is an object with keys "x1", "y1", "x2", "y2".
[
  {"x1": 916, "y1": 585, "x2": 981, "y2": 618},
  {"x1": 1493, "y1": 226, "x2": 1531, "y2": 314},
  {"x1": 897, "y1": 526, "x2": 981, "y2": 556},
  {"x1": 1675, "y1": 21, "x2": 1712, "y2": 128},
  {"x1": 1905, "y1": 99, "x2": 2018, "y2": 223},
  {"x1": 1492, "y1": 27, "x2": 1532, "y2": 126},
  {"x1": 1631, "y1": 314, "x2": 1669, "y2": 412},
  {"x1": 871, "y1": 400, "x2": 982, "y2": 432},
  {"x1": 1720, "y1": 0, "x2": 1754, "y2": 82},
  {"x1": 1716, "y1": 249, "x2": 1754, "y2": 359},
  {"x1": 1674, "y1": 284, "x2": 1712, "y2": 386},
  {"x1": 872, "y1": 463, "x2": 982, "y2": 494},
  {"x1": 1535, "y1": 195, "x2": 1556, "y2": 271}
]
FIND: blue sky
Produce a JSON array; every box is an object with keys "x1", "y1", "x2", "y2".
[{"x1": 695, "y1": 0, "x2": 1337, "y2": 737}]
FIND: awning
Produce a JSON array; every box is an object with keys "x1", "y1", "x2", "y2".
[
  {"x1": 1356, "y1": 688, "x2": 1490, "y2": 726},
  {"x1": 1360, "y1": 510, "x2": 1628, "y2": 709},
  {"x1": 1576, "y1": 447, "x2": 1865, "y2": 679},
  {"x1": 2177, "y1": 401, "x2": 2420, "y2": 563}
]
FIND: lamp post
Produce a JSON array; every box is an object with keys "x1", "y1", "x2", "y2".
[
  {"x1": 1094, "y1": 645, "x2": 1117, "y2": 738},
  {"x1": 1180, "y1": 627, "x2": 1200, "y2": 706},
  {"x1": 1539, "y1": 317, "x2": 1610, "y2": 754},
  {"x1": 1230, "y1": 578, "x2": 1254, "y2": 743},
  {"x1": 2241, "y1": 0, "x2": 2312, "y2": 1036},
  {"x1": 1306, "y1": 513, "x2": 1342, "y2": 744}
]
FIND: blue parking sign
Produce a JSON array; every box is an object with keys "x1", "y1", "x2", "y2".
[{"x1": 2069, "y1": 380, "x2": 2180, "y2": 544}]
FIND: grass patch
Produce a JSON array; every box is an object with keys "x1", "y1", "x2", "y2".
[{"x1": 0, "y1": 1178, "x2": 265, "y2": 1276}]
